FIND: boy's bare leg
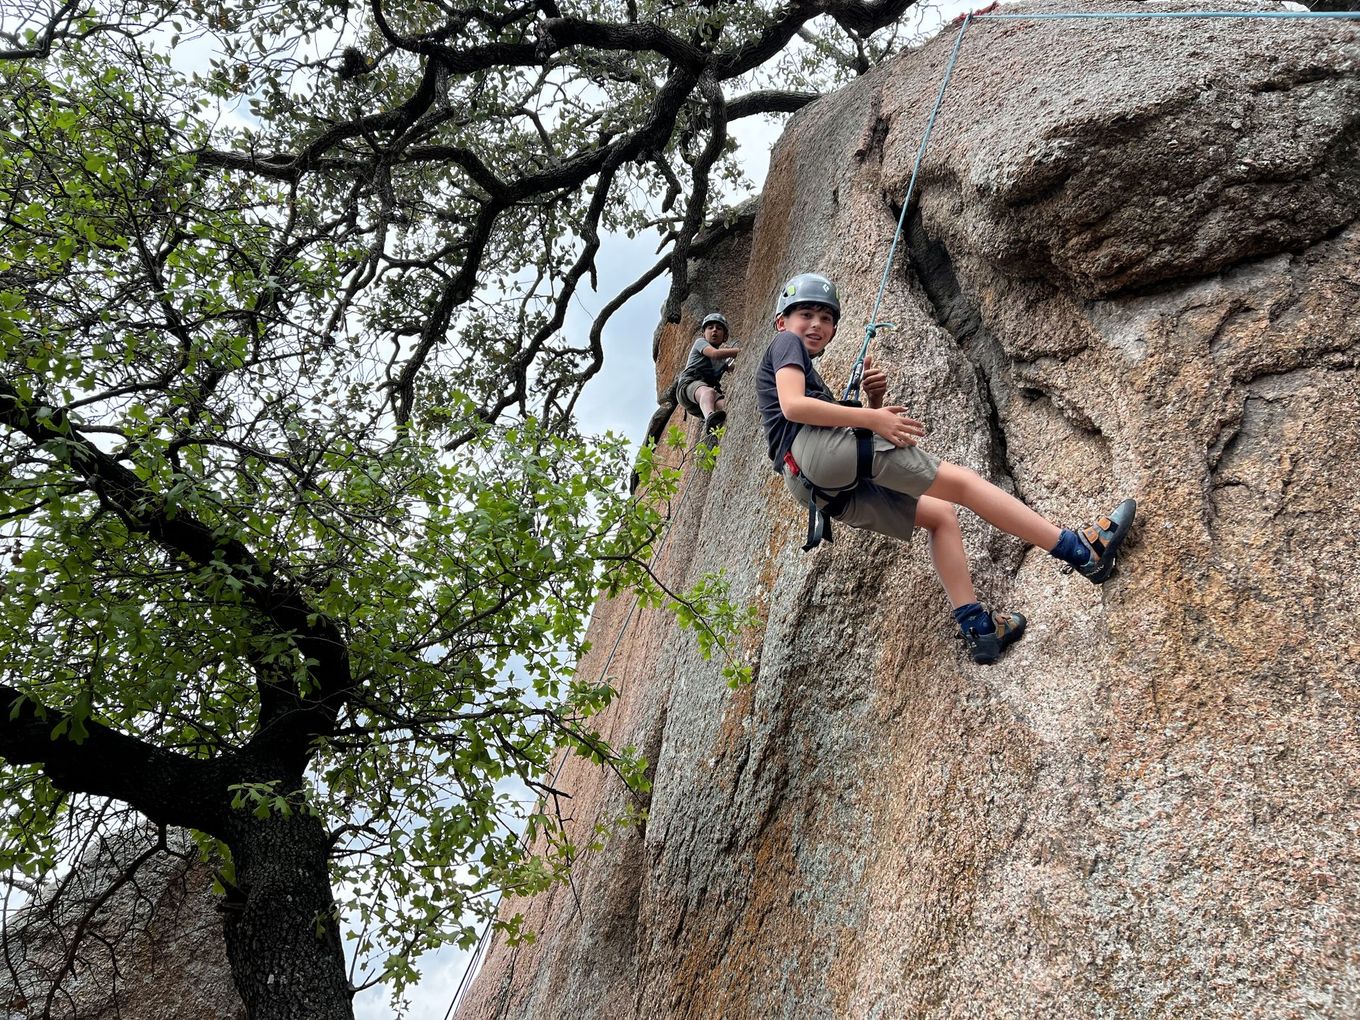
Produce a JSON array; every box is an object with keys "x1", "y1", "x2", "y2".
[
  {"x1": 923, "y1": 462, "x2": 1062, "y2": 552},
  {"x1": 915, "y1": 495, "x2": 977, "y2": 608},
  {"x1": 697, "y1": 385, "x2": 718, "y2": 417}
]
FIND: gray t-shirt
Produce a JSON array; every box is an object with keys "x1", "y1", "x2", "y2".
[
  {"x1": 681, "y1": 337, "x2": 731, "y2": 386},
  {"x1": 757, "y1": 330, "x2": 835, "y2": 471}
]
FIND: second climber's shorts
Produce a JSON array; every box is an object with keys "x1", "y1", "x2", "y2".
[{"x1": 679, "y1": 376, "x2": 723, "y2": 417}]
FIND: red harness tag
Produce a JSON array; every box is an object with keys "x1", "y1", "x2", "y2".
[{"x1": 783, "y1": 452, "x2": 800, "y2": 476}]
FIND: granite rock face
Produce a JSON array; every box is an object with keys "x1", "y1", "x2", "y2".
[
  {"x1": 458, "y1": 3, "x2": 1360, "y2": 1018},
  {"x1": 0, "y1": 827, "x2": 245, "y2": 1020}
]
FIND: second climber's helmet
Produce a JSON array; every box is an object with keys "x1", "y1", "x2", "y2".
[
  {"x1": 775, "y1": 273, "x2": 841, "y2": 324},
  {"x1": 701, "y1": 312, "x2": 729, "y2": 335}
]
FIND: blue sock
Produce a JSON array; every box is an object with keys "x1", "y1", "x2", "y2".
[
  {"x1": 953, "y1": 602, "x2": 994, "y2": 635},
  {"x1": 1050, "y1": 529, "x2": 1091, "y2": 568}
]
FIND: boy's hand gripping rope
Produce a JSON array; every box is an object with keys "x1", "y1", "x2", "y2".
[{"x1": 841, "y1": 321, "x2": 895, "y2": 404}]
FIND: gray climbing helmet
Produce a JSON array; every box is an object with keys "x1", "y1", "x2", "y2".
[
  {"x1": 774, "y1": 273, "x2": 840, "y2": 323},
  {"x1": 701, "y1": 312, "x2": 729, "y2": 334}
]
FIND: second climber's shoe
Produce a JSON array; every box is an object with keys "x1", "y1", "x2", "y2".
[
  {"x1": 1068, "y1": 498, "x2": 1137, "y2": 584},
  {"x1": 960, "y1": 611, "x2": 1027, "y2": 665},
  {"x1": 704, "y1": 409, "x2": 726, "y2": 433}
]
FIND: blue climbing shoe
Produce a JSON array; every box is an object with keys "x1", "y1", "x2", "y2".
[
  {"x1": 1068, "y1": 498, "x2": 1136, "y2": 584},
  {"x1": 960, "y1": 611, "x2": 1027, "y2": 665}
]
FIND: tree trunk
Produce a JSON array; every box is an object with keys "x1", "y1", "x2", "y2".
[{"x1": 222, "y1": 811, "x2": 353, "y2": 1019}]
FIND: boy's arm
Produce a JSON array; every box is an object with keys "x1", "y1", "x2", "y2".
[
  {"x1": 702, "y1": 344, "x2": 740, "y2": 359},
  {"x1": 776, "y1": 366, "x2": 925, "y2": 447}
]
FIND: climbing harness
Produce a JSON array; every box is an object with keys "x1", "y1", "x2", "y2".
[
  {"x1": 783, "y1": 8, "x2": 967, "y2": 550},
  {"x1": 772, "y1": 273, "x2": 870, "y2": 550},
  {"x1": 676, "y1": 312, "x2": 735, "y2": 418},
  {"x1": 675, "y1": 368, "x2": 721, "y2": 419},
  {"x1": 783, "y1": 421, "x2": 874, "y2": 551}
]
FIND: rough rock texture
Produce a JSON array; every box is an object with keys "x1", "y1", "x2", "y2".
[
  {"x1": 458, "y1": 3, "x2": 1360, "y2": 1019},
  {"x1": 0, "y1": 827, "x2": 244, "y2": 1020}
]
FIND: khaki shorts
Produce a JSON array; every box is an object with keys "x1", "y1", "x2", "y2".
[
  {"x1": 782, "y1": 426, "x2": 940, "y2": 542},
  {"x1": 680, "y1": 377, "x2": 722, "y2": 416}
]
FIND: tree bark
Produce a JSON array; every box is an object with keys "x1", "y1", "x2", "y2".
[{"x1": 222, "y1": 811, "x2": 353, "y2": 1020}]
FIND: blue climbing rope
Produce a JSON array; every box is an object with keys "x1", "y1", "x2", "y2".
[
  {"x1": 841, "y1": 4, "x2": 1360, "y2": 403},
  {"x1": 842, "y1": 10, "x2": 976, "y2": 402},
  {"x1": 980, "y1": 10, "x2": 1360, "y2": 21}
]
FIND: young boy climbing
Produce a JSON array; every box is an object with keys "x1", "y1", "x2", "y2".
[
  {"x1": 677, "y1": 312, "x2": 740, "y2": 433},
  {"x1": 756, "y1": 273, "x2": 1136, "y2": 664}
]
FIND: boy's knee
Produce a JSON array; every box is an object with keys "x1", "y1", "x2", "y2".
[{"x1": 919, "y1": 498, "x2": 960, "y2": 535}]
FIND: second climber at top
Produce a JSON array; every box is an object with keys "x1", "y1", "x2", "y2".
[
  {"x1": 677, "y1": 312, "x2": 740, "y2": 434},
  {"x1": 756, "y1": 272, "x2": 1136, "y2": 665}
]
